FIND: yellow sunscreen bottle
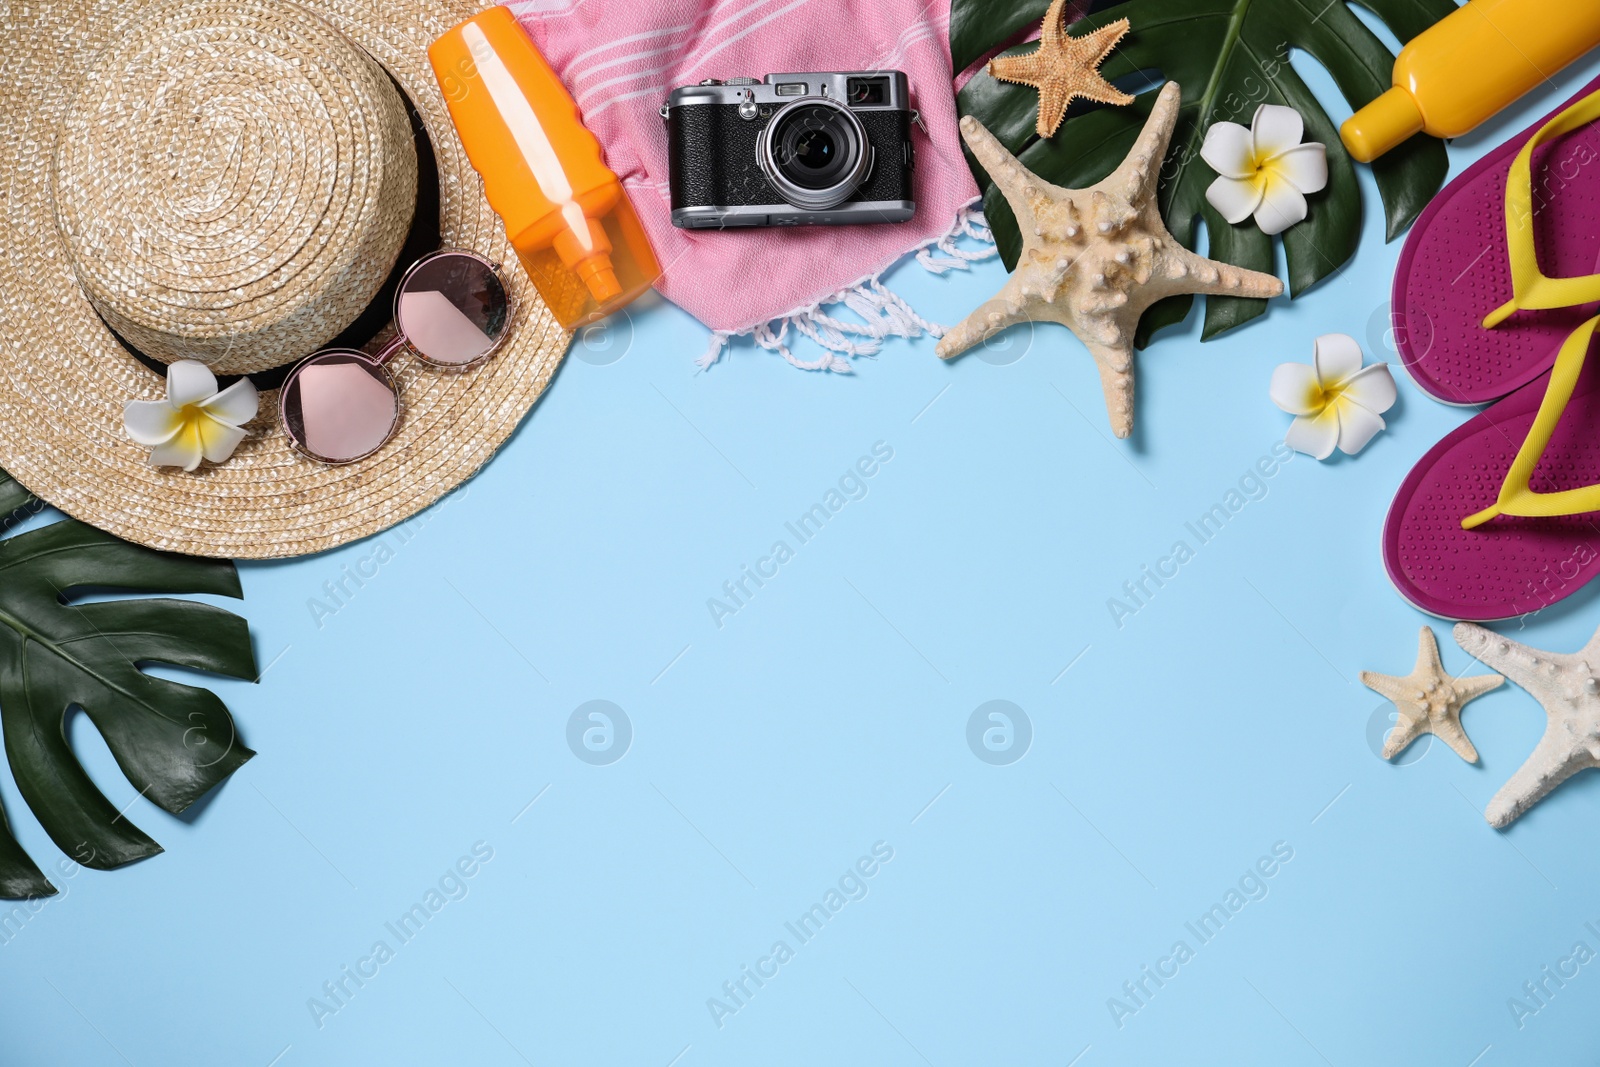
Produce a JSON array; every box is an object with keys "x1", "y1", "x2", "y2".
[
  {"x1": 429, "y1": 8, "x2": 660, "y2": 329},
  {"x1": 1341, "y1": 0, "x2": 1600, "y2": 162}
]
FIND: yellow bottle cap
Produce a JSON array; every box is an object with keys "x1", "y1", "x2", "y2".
[{"x1": 1341, "y1": 87, "x2": 1425, "y2": 163}]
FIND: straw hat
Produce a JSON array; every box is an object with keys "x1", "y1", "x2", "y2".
[{"x1": 0, "y1": 0, "x2": 569, "y2": 558}]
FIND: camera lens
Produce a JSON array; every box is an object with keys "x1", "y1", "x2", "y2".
[
  {"x1": 777, "y1": 109, "x2": 850, "y2": 190},
  {"x1": 774, "y1": 106, "x2": 852, "y2": 190},
  {"x1": 791, "y1": 129, "x2": 834, "y2": 171},
  {"x1": 759, "y1": 99, "x2": 871, "y2": 210}
]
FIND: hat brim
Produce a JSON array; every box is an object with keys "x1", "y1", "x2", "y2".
[{"x1": 0, "y1": 0, "x2": 569, "y2": 559}]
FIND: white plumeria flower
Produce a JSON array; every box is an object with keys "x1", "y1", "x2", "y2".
[
  {"x1": 123, "y1": 360, "x2": 259, "y2": 472},
  {"x1": 1201, "y1": 104, "x2": 1329, "y2": 236},
  {"x1": 1270, "y1": 333, "x2": 1396, "y2": 460}
]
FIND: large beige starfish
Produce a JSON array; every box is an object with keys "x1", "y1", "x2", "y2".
[
  {"x1": 1361, "y1": 627, "x2": 1502, "y2": 763},
  {"x1": 989, "y1": 5, "x2": 1133, "y2": 138},
  {"x1": 1456, "y1": 622, "x2": 1600, "y2": 828},
  {"x1": 937, "y1": 82, "x2": 1284, "y2": 438}
]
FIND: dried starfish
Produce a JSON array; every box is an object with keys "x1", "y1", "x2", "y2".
[
  {"x1": 1455, "y1": 622, "x2": 1600, "y2": 828},
  {"x1": 1361, "y1": 627, "x2": 1502, "y2": 763},
  {"x1": 937, "y1": 82, "x2": 1285, "y2": 438},
  {"x1": 989, "y1": 4, "x2": 1133, "y2": 138}
]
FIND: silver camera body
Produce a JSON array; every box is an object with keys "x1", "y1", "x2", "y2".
[{"x1": 663, "y1": 71, "x2": 917, "y2": 229}]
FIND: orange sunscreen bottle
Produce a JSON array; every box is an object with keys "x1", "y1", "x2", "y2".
[
  {"x1": 429, "y1": 8, "x2": 660, "y2": 329},
  {"x1": 1341, "y1": 0, "x2": 1600, "y2": 162}
]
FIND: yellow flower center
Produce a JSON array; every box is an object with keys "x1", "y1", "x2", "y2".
[
  {"x1": 1247, "y1": 152, "x2": 1296, "y2": 193},
  {"x1": 1303, "y1": 381, "x2": 1335, "y2": 414}
]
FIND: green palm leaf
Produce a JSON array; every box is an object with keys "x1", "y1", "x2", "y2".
[
  {"x1": 952, "y1": 0, "x2": 1456, "y2": 343},
  {"x1": 0, "y1": 471, "x2": 255, "y2": 898}
]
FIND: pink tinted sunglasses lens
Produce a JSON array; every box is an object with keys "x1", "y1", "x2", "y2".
[
  {"x1": 395, "y1": 252, "x2": 510, "y2": 366},
  {"x1": 280, "y1": 352, "x2": 399, "y2": 463}
]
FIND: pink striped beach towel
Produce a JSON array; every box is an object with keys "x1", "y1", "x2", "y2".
[{"x1": 508, "y1": 0, "x2": 995, "y2": 371}]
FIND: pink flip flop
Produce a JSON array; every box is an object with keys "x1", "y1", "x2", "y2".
[
  {"x1": 1392, "y1": 72, "x2": 1600, "y2": 406},
  {"x1": 1384, "y1": 319, "x2": 1600, "y2": 621}
]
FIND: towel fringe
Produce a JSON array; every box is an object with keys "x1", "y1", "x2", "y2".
[
  {"x1": 916, "y1": 201, "x2": 997, "y2": 275},
  {"x1": 694, "y1": 199, "x2": 997, "y2": 374}
]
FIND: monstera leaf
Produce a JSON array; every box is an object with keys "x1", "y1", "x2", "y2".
[
  {"x1": 0, "y1": 471, "x2": 255, "y2": 898},
  {"x1": 952, "y1": 0, "x2": 1456, "y2": 343}
]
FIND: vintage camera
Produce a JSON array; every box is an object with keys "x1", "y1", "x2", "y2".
[{"x1": 662, "y1": 71, "x2": 917, "y2": 229}]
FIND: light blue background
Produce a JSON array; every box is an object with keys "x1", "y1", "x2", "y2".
[{"x1": 5, "y1": 37, "x2": 1600, "y2": 1067}]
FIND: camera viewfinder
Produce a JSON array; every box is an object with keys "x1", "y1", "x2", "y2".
[{"x1": 846, "y1": 77, "x2": 888, "y2": 106}]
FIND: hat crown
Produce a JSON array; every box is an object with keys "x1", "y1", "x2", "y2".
[{"x1": 54, "y1": 0, "x2": 418, "y2": 375}]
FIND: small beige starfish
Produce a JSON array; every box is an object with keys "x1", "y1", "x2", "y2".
[
  {"x1": 989, "y1": 4, "x2": 1134, "y2": 138},
  {"x1": 937, "y1": 82, "x2": 1284, "y2": 438},
  {"x1": 1456, "y1": 622, "x2": 1600, "y2": 828},
  {"x1": 1361, "y1": 627, "x2": 1502, "y2": 763}
]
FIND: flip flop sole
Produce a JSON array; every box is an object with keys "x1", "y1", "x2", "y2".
[
  {"x1": 1384, "y1": 330, "x2": 1600, "y2": 621},
  {"x1": 1393, "y1": 73, "x2": 1600, "y2": 407}
]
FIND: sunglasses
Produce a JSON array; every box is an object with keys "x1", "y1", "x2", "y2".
[{"x1": 279, "y1": 250, "x2": 513, "y2": 464}]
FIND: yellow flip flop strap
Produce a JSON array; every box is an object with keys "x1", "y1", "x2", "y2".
[
  {"x1": 1482, "y1": 90, "x2": 1600, "y2": 329},
  {"x1": 1464, "y1": 316, "x2": 1600, "y2": 528}
]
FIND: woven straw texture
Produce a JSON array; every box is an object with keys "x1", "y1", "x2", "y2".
[
  {"x1": 55, "y1": 0, "x2": 419, "y2": 374},
  {"x1": 0, "y1": 0, "x2": 570, "y2": 559}
]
